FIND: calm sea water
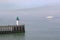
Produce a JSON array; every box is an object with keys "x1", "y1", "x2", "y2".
[{"x1": 0, "y1": 17, "x2": 60, "y2": 40}]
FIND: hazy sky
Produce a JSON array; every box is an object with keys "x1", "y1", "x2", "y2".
[{"x1": 0, "y1": 0, "x2": 60, "y2": 9}]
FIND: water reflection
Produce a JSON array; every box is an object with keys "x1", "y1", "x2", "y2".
[{"x1": 0, "y1": 33, "x2": 25, "y2": 40}]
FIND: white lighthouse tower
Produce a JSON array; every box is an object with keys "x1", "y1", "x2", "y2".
[{"x1": 16, "y1": 17, "x2": 19, "y2": 26}]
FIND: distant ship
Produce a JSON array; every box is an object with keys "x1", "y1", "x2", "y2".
[{"x1": 46, "y1": 16, "x2": 54, "y2": 19}]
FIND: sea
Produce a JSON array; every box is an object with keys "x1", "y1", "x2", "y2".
[{"x1": 0, "y1": 16, "x2": 60, "y2": 40}]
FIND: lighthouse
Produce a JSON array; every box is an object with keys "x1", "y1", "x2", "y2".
[{"x1": 16, "y1": 17, "x2": 19, "y2": 26}]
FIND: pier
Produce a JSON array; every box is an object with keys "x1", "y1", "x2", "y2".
[
  {"x1": 0, "y1": 25, "x2": 25, "y2": 34},
  {"x1": 0, "y1": 17, "x2": 25, "y2": 34}
]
